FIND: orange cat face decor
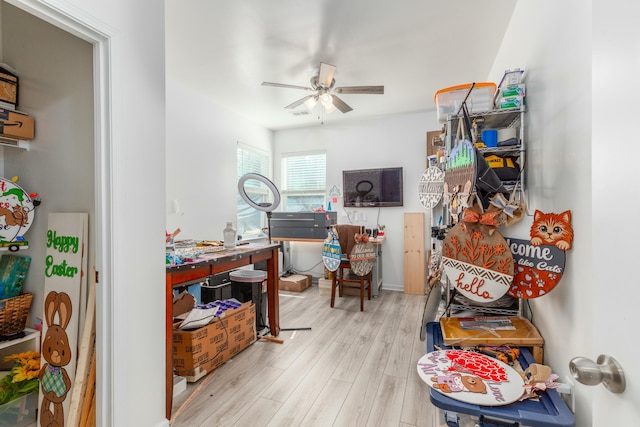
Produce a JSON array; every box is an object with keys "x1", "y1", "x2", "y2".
[{"x1": 529, "y1": 210, "x2": 573, "y2": 251}]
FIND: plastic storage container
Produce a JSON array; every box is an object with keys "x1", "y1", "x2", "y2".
[
  {"x1": 434, "y1": 82, "x2": 497, "y2": 123},
  {"x1": 481, "y1": 129, "x2": 498, "y2": 147},
  {"x1": 425, "y1": 322, "x2": 575, "y2": 427},
  {"x1": 230, "y1": 269, "x2": 268, "y2": 332}
]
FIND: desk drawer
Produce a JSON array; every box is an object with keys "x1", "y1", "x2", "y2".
[{"x1": 169, "y1": 264, "x2": 210, "y2": 285}]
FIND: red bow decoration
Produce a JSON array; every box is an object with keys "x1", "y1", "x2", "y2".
[{"x1": 462, "y1": 209, "x2": 501, "y2": 226}]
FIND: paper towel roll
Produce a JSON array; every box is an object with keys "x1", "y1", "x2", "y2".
[{"x1": 498, "y1": 127, "x2": 516, "y2": 143}]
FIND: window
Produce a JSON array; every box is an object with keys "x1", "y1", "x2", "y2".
[
  {"x1": 237, "y1": 143, "x2": 271, "y2": 239},
  {"x1": 281, "y1": 151, "x2": 326, "y2": 211}
]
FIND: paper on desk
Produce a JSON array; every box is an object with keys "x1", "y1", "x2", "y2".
[
  {"x1": 458, "y1": 317, "x2": 516, "y2": 331},
  {"x1": 178, "y1": 307, "x2": 218, "y2": 330}
]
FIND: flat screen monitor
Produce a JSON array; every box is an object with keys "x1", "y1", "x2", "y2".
[{"x1": 342, "y1": 167, "x2": 404, "y2": 208}]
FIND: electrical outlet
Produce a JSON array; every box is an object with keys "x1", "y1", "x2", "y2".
[{"x1": 558, "y1": 375, "x2": 576, "y2": 414}]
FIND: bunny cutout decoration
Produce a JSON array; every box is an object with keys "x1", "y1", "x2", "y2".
[{"x1": 39, "y1": 291, "x2": 73, "y2": 427}]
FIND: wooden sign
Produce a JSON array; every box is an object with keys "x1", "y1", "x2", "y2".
[
  {"x1": 417, "y1": 350, "x2": 525, "y2": 406},
  {"x1": 322, "y1": 230, "x2": 342, "y2": 272},
  {"x1": 443, "y1": 139, "x2": 476, "y2": 222},
  {"x1": 0, "y1": 177, "x2": 36, "y2": 251},
  {"x1": 418, "y1": 167, "x2": 445, "y2": 209},
  {"x1": 506, "y1": 237, "x2": 566, "y2": 299},
  {"x1": 349, "y1": 241, "x2": 375, "y2": 276},
  {"x1": 39, "y1": 213, "x2": 88, "y2": 427},
  {"x1": 442, "y1": 207, "x2": 514, "y2": 303}
]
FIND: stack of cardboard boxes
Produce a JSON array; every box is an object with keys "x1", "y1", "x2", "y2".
[{"x1": 173, "y1": 301, "x2": 256, "y2": 382}]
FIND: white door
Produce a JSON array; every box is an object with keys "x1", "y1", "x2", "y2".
[{"x1": 592, "y1": 4, "x2": 639, "y2": 423}]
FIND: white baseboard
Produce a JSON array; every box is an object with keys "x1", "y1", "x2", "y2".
[{"x1": 381, "y1": 283, "x2": 403, "y2": 292}]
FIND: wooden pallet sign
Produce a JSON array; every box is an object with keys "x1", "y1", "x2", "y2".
[{"x1": 38, "y1": 213, "x2": 88, "y2": 427}]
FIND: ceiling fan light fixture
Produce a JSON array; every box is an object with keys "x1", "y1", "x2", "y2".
[
  {"x1": 323, "y1": 101, "x2": 337, "y2": 114},
  {"x1": 320, "y1": 93, "x2": 333, "y2": 107},
  {"x1": 304, "y1": 95, "x2": 318, "y2": 111},
  {"x1": 262, "y1": 62, "x2": 383, "y2": 118}
]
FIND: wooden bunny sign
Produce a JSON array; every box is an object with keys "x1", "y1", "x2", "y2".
[
  {"x1": 39, "y1": 291, "x2": 73, "y2": 427},
  {"x1": 39, "y1": 213, "x2": 88, "y2": 427}
]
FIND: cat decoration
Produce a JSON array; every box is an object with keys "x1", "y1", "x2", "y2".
[
  {"x1": 529, "y1": 210, "x2": 573, "y2": 251},
  {"x1": 506, "y1": 209, "x2": 572, "y2": 299}
]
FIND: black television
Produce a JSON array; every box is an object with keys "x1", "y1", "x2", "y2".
[{"x1": 343, "y1": 167, "x2": 404, "y2": 208}]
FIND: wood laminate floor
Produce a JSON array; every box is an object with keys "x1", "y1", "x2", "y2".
[{"x1": 170, "y1": 286, "x2": 440, "y2": 427}]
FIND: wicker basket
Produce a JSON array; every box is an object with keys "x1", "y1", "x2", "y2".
[{"x1": 0, "y1": 292, "x2": 33, "y2": 337}]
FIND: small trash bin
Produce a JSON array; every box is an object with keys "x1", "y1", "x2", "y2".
[{"x1": 230, "y1": 269, "x2": 268, "y2": 333}]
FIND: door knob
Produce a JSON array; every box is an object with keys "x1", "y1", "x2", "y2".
[{"x1": 569, "y1": 354, "x2": 625, "y2": 393}]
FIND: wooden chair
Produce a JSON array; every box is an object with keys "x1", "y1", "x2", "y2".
[{"x1": 330, "y1": 224, "x2": 372, "y2": 311}]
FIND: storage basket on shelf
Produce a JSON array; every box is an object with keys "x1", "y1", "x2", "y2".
[{"x1": 0, "y1": 292, "x2": 33, "y2": 337}]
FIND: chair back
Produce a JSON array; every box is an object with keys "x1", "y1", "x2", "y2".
[{"x1": 332, "y1": 224, "x2": 365, "y2": 258}]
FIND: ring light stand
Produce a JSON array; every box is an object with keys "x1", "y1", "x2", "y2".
[{"x1": 238, "y1": 173, "x2": 281, "y2": 243}]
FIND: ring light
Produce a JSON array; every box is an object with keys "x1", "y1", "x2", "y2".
[{"x1": 238, "y1": 173, "x2": 281, "y2": 212}]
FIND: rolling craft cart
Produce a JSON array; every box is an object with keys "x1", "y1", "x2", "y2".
[{"x1": 425, "y1": 322, "x2": 575, "y2": 427}]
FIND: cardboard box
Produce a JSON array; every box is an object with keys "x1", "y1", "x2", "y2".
[
  {"x1": 0, "y1": 109, "x2": 34, "y2": 140},
  {"x1": 279, "y1": 274, "x2": 312, "y2": 292},
  {"x1": 172, "y1": 301, "x2": 256, "y2": 381},
  {"x1": 0, "y1": 67, "x2": 18, "y2": 107}
]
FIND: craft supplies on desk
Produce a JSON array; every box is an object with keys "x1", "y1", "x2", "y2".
[{"x1": 440, "y1": 316, "x2": 544, "y2": 364}]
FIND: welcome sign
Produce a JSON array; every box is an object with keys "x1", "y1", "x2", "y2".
[
  {"x1": 506, "y1": 237, "x2": 566, "y2": 299},
  {"x1": 349, "y1": 241, "x2": 375, "y2": 276},
  {"x1": 322, "y1": 230, "x2": 342, "y2": 272}
]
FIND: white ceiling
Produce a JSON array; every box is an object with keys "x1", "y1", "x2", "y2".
[{"x1": 166, "y1": 0, "x2": 517, "y2": 131}]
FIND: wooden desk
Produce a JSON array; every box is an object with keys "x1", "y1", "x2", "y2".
[
  {"x1": 164, "y1": 242, "x2": 280, "y2": 419},
  {"x1": 273, "y1": 235, "x2": 386, "y2": 296}
]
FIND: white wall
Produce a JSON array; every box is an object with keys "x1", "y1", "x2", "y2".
[
  {"x1": 273, "y1": 111, "x2": 438, "y2": 289},
  {"x1": 489, "y1": 0, "x2": 592, "y2": 425},
  {"x1": 4, "y1": 0, "x2": 169, "y2": 425},
  {"x1": 165, "y1": 79, "x2": 272, "y2": 241}
]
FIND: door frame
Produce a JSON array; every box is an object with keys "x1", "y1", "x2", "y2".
[{"x1": 6, "y1": 0, "x2": 114, "y2": 424}]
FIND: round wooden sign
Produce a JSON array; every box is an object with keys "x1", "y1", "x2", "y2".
[
  {"x1": 349, "y1": 241, "x2": 375, "y2": 276},
  {"x1": 506, "y1": 237, "x2": 566, "y2": 299},
  {"x1": 418, "y1": 167, "x2": 445, "y2": 209},
  {"x1": 442, "y1": 208, "x2": 514, "y2": 303},
  {"x1": 417, "y1": 350, "x2": 524, "y2": 406},
  {"x1": 0, "y1": 177, "x2": 36, "y2": 250},
  {"x1": 322, "y1": 230, "x2": 342, "y2": 272}
]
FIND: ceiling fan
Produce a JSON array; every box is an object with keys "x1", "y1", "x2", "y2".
[{"x1": 261, "y1": 62, "x2": 384, "y2": 114}]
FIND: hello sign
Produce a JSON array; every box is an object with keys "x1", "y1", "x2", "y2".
[{"x1": 442, "y1": 207, "x2": 514, "y2": 303}]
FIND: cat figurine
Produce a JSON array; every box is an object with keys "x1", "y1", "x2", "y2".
[{"x1": 530, "y1": 210, "x2": 573, "y2": 250}]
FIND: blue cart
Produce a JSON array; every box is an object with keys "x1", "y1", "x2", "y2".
[{"x1": 425, "y1": 321, "x2": 575, "y2": 427}]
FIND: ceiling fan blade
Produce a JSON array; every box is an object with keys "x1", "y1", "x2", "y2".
[
  {"x1": 331, "y1": 95, "x2": 353, "y2": 113},
  {"x1": 318, "y1": 62, "x2": 336, "y2": 88},
  {"x1": 261, "y1": 82, "x2": 312, "y2": 91},
  {"x1": 335, "y1": 85, "x2": 385, "y2": 95},
  {"x1": 285, "y1": 95, "x2": 315, "y2": 109}
]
